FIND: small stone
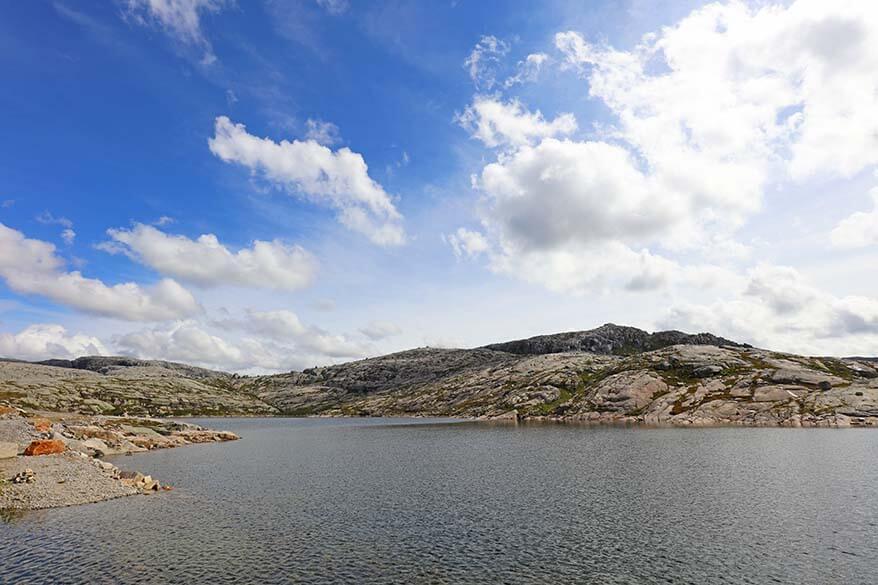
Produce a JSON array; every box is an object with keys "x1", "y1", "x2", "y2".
[{"x1": 12, "y1": 468, "x2": 36, "y2": 484}]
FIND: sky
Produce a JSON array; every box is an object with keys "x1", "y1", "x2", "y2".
[{"x1": 2, "y1": 0, "x2": 878, "y2": 373}]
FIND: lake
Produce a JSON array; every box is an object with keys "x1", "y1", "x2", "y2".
[{"x1": 1, "y1": 418, "x2": 877, "y2": 584}]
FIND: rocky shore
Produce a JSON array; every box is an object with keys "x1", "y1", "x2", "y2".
[{"x1": 0, "y1": 407, "x2": 238, "y2": 510}]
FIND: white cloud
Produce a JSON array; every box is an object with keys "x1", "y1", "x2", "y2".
[
  {"x1": 103, "y1": 223, "x2": 317, "y2": 291},
  {"x1": 359, "y1": 320, "x2": 401, "y2": 341},
  {"x1": 663, "y1": 264, "x2": 878, "y2": 356},
  {"x1": 212, "y1": 309, "x2": 306, "y2": 341},
  {"x1": 118, "y1": 316, "x2": 366, "y2": 373},
  {"x1": 504, "y1": 52, "x2": 549, "y2": 87},
  {"x1": 124, "y1": 0, "x2": 227, "y2": 64},
  {"x1": 36, "y1": 211, "x2": 73, "y2": 228},
  {"x1": 456, "y1": 1, "x2": 878, "y2": 299},
  {"x1": 305, "y1": 118, "x2": 341, "y2": 146},
  {"x1": 0, "y1": 222, "x2": 199, "y2": 321},
  {"x1": 316, "y1": 0, "x2": 348, "y2": 15},
  {"x1": 0, "y1": 324, "x2": 108, "y2": 361},
  {"x1": 831, "y1": 186, "x2": 878, "y2": 249},
  {"x1": 445, "y1": 227, "x2": 489, "y2": 259},
  {"x1": 37, "y1": 212, "x2": 76, "y2": 245},
  {"x1": 209, "y1": 116, "x2": 405, "y2": 246},
  {"x1": 556, "y1": 1, "x2": 878, "y2": 184},
  {"x1": 478, "y1": 138, "x2": 683, "y2": 251},
  {"x1": 488, "y1": 239, "x2": 737, "y2": 295},
  {"x1": 214, "y1": 309, "x2": 364, "y2": 357},
  {"x1": 464, "y1": 35, "x2": 510, "y2": 90},
  {"x1": 457, "y1": 97, "x2": 577, "y2": 148},
  {"x1": 117, "y1": 320, "x2": 277, "y2": 371}
]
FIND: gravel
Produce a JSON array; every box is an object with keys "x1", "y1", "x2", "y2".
[{"x1": 0, "y1": 452, "x2": 137, "y2": 510}]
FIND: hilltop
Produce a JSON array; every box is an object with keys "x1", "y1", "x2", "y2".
[{"x1": 1, "y1": 324, "x2": 876, "y2": 427}]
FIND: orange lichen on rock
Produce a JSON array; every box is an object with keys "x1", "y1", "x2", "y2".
[{"x1": 23, "y1": 439, "x2": 67, "y2": 456}]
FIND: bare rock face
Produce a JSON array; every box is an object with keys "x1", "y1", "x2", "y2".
[
  {"x1": 0, "y1": 358, "x2": 278, "y2": 417},
  {"x1": 482, "y1": 323, "x2": 747, "y2": 356},
  {"x1": 1, "y1": 324, "x2": 877, "y2": 427}
]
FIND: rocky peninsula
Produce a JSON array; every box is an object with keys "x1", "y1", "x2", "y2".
[{"x1": 0, "y1": 407, "x2": 238, "y2": 510}]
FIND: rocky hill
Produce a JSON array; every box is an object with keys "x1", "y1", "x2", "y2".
[
  {"x1": 482, "y1": 323, "x2": 748, "y2": 355},
  {"x1": 1, "y1": 325, "x2": 877, "y2": 427},
  {"x1": 0, "y1": 358, "x2": 276, "y2": 417}
]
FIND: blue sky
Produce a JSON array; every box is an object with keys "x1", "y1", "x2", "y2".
[{"x1": 2, "y1": 0, "x2": 878, "y2": 371}]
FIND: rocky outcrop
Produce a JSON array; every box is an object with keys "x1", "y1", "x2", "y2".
[
  {"x1": 482, "y1": 323, "x2": 747, "y2": 356},
  {"x1": 245, "y1": 343, "x2": 878, "y2": 427},
  {"x1": 0, "y1": 358, "x2": 277, "y2": 417},
  {"x1": 1, "y1": 325, "x2": 876, "y2": 427}
]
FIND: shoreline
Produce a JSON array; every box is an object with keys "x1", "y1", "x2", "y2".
[
  {"x1": 172, "y1": 411, "x2": 878, "y2": 427},
  {"x1": 0, "y1": 408, "x2": 239, "y2": 511}
]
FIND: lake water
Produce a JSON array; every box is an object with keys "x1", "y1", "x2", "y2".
[{"x1": 1, "y1": 418, "x2": 877, "y2": 584}]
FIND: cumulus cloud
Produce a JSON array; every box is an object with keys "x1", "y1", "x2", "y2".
[
  {"x1": 359, "y1": 320, "x2": 401, "y2": 341},
  {"x1": 464, "y1": 35, "x2": 510, "y2": 90},
  {"x1": 556, "y1": 1, "x2": 878, "y2": 183},
  {"x1": 117, "y1": 320, "x2": 282, "y2": 371},
  {"x1": 478, "y1": 138, "x2": 680, "y2": 250},
  {"x1": 0, "y1": 324, "x2": 108, "y2": 361},
  {"x1": 662, "y1": 264, "x2": 878, "y2": 355},
  {"x1": 831, "y1": 186, "x2": 878, "y2": 249},
  {"x1": 61, "y1": 229, "x2": 76, "y2": 245},
  {"x1": 124, "y1": 0, "x2": 227, "y2": 64},
  {"x1": 103, "y1": 223, "x2": 317, "y2": 290},
  {"x1": 213, "y1": 309, "x2": 364, "y2": 357},
  {"x1": 0, "y1": 222, "x2": 199, "y2": 321},
  {"x1": 457, "y1": 97, "x2": 577, "y2": 148},
  {"x1": 209, "y1": 116, "x2": 405, "y2": 246},
  {"x1": 445, "y1": 227, "x2": 489, "y2": 259},
  {"x1": 118, "y1": 316, "x2": 366, "y2": 373},
  {"x1": 457, "y1": 1, "x2": 878, "y2": 298}
]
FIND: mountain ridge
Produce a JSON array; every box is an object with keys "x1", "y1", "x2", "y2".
[{"x1": 2, "y1": 324, "x2": 877, "y2": 427}]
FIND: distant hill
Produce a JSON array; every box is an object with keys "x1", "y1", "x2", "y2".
[
  {"x1": 482, "y1": 323, "x2": 748, "y2": 355},
  {"x1": 1, "y1": 325, "x2": 876, "y2": 427}
]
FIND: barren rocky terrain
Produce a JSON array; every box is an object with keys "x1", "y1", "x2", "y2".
[
  {"x1": 2, "y1": 324, "x2": 878, "y2": 427},
  {"x1": 0, "y1": 408, "x2": 240, "y2": 510}
]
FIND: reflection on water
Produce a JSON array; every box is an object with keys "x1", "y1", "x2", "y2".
[{"x1": 1, "y1": 418, "x2": 877, "y2": 584}]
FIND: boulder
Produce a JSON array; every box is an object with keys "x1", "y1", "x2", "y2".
[
  {"x1": 0, "y1": 441, "x2": 19, "y2": 459},
  {"x1": 23, "y1": 439, "x2": 67, "y2": 456},
  {"x1": 693, "y1": 365, "x2": 724, "y2": 378},
  {"x1": 83, "y1": 437, "x2": 110, "y2": 457}
]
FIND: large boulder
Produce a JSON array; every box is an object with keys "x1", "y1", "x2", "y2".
[{"x1": 23, "y1": 439, "x2": 67, "y2": 456}]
